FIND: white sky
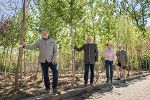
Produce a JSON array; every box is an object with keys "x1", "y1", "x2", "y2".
[{"x1": 0, "y1": 0, "x2": 149, "y2": 26}]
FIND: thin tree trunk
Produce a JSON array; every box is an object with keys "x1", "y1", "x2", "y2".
[
  {"x1": 9, "y1": 47, "x2": 13, "y2": 74},
  {"x1": 4, "y1": 48, "x2": 9, "y2": 76},
  {"x1": 137, "y1": 49, "x2": 141, "y2": 76},
  {"x1": 15, "y1": 0, "x2": 26, "y2": 91},
  {"x1": 35, "y1": 62, "x2": 39, "y2": 79},
  {"x1": 71, "y1": 25, "x2": 75, "y2": 85},
  {"x1": 70, "y1": 0, "x2": 75, "y2": 85},
  {"x1": 1, "y1": 47, "x2": 4, "y2": 74},
  {"x1": 20, "y1": 51, "x2": 23, "y2": 82},
  {"x1": 23, "y1": 50, "x2": 26, "y2": 76}
]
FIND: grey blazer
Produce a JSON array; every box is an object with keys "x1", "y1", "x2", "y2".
[
  {"x1": 74, "y1": 43, "x2": 98, "y2": 64},
  {"x1": 24, "y1": 37, "x2": 57, "y2": 63},
  {"x1": 116, "y1": 50, "x2": 128, "y2": 66}
]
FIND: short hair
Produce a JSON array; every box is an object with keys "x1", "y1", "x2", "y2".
[
  {"x1": 87, "y1": 34, "x2": 93, "y2": 38},
  {"x1": 88, "y1": 34, "x2": 92, "y2": 36},
  {"x1": 118, "y1": 44, "x2": 122, "y2": 48},
  {"x1": 42, "y1": 29, "x2": 48, "y2": 32},
  {"x1": 106, "y1": 43, "x2": 112, "y2": 46}
]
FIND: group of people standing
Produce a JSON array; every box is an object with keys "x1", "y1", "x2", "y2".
[
  {"x1": 104, "y1": 43, "x2": 128, "y2": 83},
  {"x1": 21, "y1": 30, "x2": 128, "y2": 94},
  {"x1": 74, "y1": 35, "x2": 128, "y2": 85}
]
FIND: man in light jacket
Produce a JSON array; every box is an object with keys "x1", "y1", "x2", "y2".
[{"x1": 22, "y1": 29, "x2": 59, "y2": 94}]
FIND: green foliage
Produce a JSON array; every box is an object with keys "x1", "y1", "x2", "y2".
[
  {"x1": 0, "y1": 62, "x2": 16, "y2": 72},
  {"x1": 0, "y1": 0, "x2": 150, "y2": 71}
]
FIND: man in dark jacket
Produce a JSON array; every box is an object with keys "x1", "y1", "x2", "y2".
[{"x1": 74, "y1": 35, "x2": 98, "y2": 86}]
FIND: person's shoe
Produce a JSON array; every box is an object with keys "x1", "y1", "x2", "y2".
[
  {"x1": 110, "y1": 80, "x2": 113, "y2": 84},
  {"x1": 116, "y1": 77, "x2": 121, "y2": 80},
  {"x1": 45, "y1": 88, "x2": 50, "y2": 94},
  {"x1": 90, "y1": 83, "x2": 94, "y2": 86},
  {"x1": 53, "y1": 88, "x2": 61, "y2": 94},
  {"x1": 106, "y1": 80, "x2": 109, "y2": 83},
  {"x1": 84, "y1": 83, "x2": 88, "y2": 87},
  {"x1": 123, "y1": 79, "x2": 126, "y2": 83}
]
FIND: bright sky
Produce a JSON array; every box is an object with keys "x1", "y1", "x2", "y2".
[
  {"x1": 0, "y1": 0, "x2": 22, "y2": 19},
  {"x1": 0, "y1": 0, "x2": 150, "y2": 26}
]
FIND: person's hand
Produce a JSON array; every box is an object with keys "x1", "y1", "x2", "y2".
[
  {"x1": 113, "y1": 62, "x2": 115, "y2": 66},
  {"x1": 52, "y1": 59, "x2": 57, "y2": 65},
  {"x1": 71, "y1": 44, "x2": 75, "y2": 49},
  {"x1": 95, "y1": 62, "x2": 98, "y2": 66},
  {"x1": 19, "y1": 42, "x2": 25, "y2": 48},
  {"x1": 21, "y1": 42, "x2": 26, "y2": 47}
]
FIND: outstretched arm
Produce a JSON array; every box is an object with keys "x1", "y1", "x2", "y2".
[
  {"x1": 23, "y1": 40, "x2": 39, "y2": 50},
  {"x1": 74, "y1": 44, "x2": 85, "y2": 51}
]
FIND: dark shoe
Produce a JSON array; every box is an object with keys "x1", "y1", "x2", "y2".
[
  {"x1": 90, "y1": 83, "x2": 94, "y2": 86},
  {"x1": 110, "y1": 80, "x2": 112, "y2": 83},
  {"x1": 116, "y1": 77, "x2": 121, "y2": 80},
  {"x1": 106, "y1": 80, "x2": 109, "y2": 83},
  {"x1": 123, "y1": 79, "x2": 126, "y2": 83},
  {"x1": 84, "y1": 83, "x2": 88, "y2": 87},
  {"x1": 53, "y1": 88, "x2": 61, "y2": 94},
  {"x1": 45, "y1": 88, "x2": 50, "y2": 94}
]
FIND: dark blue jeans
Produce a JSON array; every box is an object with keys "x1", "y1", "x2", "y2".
[
  {"x1": 84, "y1": 64, "x2": 95, "y2": 84},
  {"x1": 41, "y1": 60, "x2": 58, "y2": 90},
  {"x1": 105, "y1": 60, "x2": 113, "y2": 82}
]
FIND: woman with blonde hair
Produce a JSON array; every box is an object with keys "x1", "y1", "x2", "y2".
[{"x1": 105, "y1": 43, "x2": 115, "y2": 83}]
